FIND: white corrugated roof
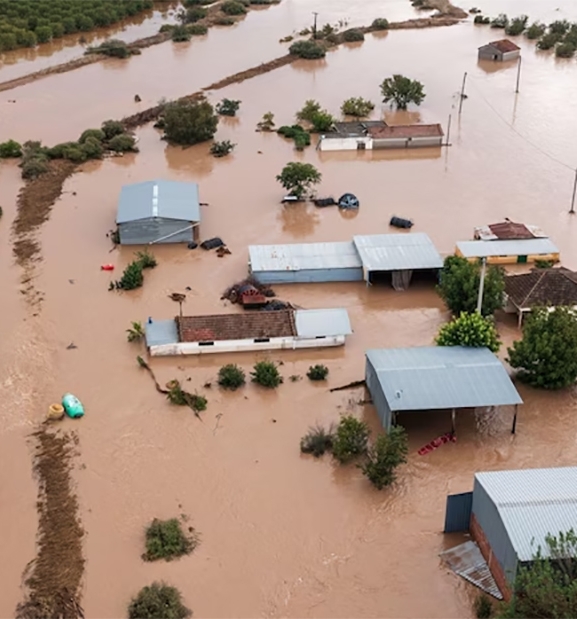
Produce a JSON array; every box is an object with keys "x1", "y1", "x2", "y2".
[
  {"x1": 295, "y1": 308, "x2": 352, "y2": 338},
  {"x1": 353, "y1": 233, "x2": 443, "y2": 271},
  {"x1": 475, "y1": 467, "x2": 577, "y2": 561},
  {"x1": 457, "y1": 238, "x2": 559, "y2": 259},
  {"x1": 249, "y1": 242, "x2": 362, "y2": 272}
]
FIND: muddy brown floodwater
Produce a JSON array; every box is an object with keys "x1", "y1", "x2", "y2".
[{"x1": 2, "y1": 1, "x2": 577, "y2": 617}]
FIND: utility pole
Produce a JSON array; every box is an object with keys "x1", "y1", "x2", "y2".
[
  {"x1": 515, "y1": 56, "x2": 522, "y2": 93},
  {"x1": 312, "y1": 12, "x2": 318, "y2": 39},
  {"x1": 476, "y1": 257, "x2": 487, "y2": 314},
  {"x1": 445, "y1": 113, "x2": 452, "y2": 146},
  {"x1": 570, "y1": 168, "x2": 577, "y2": 214},
  {"x1": 458, "y1": 72, "x2": 468, "y2": 115}
]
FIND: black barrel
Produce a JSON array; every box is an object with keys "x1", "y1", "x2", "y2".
[{"x1": 389, "y1": 216, "x2": 413, "y2": 229}]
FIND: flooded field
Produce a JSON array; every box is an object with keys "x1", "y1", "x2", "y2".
[{"x1": 1, "y1": 1, "x2": 577, "y2": 617}]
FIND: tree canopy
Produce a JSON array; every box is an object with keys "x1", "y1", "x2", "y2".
[
  {"x1": 436, "y1": 312, "x2": 500, "y2": 352},
  {"x1": 437, "y1": 255, "x2": 505, "y2": 317},
  {"x1": 507, "y1": 306, "x2": 577, "y2": 389},
  {"x1": 380, "y1": 74, "x2": 426, "y2": 109},
  {"x1": 276, "y1": 162, "x2": 321, "y2": 198},
  {"x1": 161, "y1": 97, "x2": 219, "y2": 146}
]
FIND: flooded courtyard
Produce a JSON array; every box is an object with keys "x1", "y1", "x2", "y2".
[{"x1": 1, "y1": 0, "x2": 577, "y2": 617}]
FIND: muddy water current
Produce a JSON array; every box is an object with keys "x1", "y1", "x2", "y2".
[{"x1": 2, "y1": 2, "x2": 577, "y2": 617}]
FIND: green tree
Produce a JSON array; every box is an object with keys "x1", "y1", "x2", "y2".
[
  {"x1": 490, "y1": 13, "x2": 508, "y2": 28},
  {"x1": 296, "y1": 99, "x2": 322, "y2": 123},
  {"x1": 0, "y1": 139, "x2": 23, "y2": 158},
  {"x1": 101, "y1": 119, "x2": 125, "y2": 140},
  {"x1": 215, "y1": 98, "x2": 241, "y2": 116},
  {"x1": 289, "y1": 40, "x2": 326, "y2": 59},
  {"x1": 108, "y1": 133, "x2": 138, "y2": 152},
  {"x1": 556, "y1": 42, "x2": 576, "y2": 58},
  {"x1": 218, "y1": 364, "x2": 246, "y2": 390},
  {"x1": 35, "y1": 25, "x2": 53, "y2": 43},
  {"x1": 436, "y1": 312, "x2": 501, "y2": 352},
  {"x1": 332, "y1": 415, "x2": 370, "y2": 463},
  {"x1": 221, "y1": 1, "x2": 247, "y2": 15},
  {"x1": 505, "y1": 15, "x2": 528, "y2": 35},
  {"x1": 310, "y1": 110, "x2": 335, "y2": 132},
  {"x1": 143, "y1": 518, "x2": 199, "y2": 562},
  {"x1": 276, "y1": 162, "x2": 321, "y2": 198},
  {"x1": 371, "y1": 18, "x2": 389, "y2": 30},
  {"x1": 507, "y1": 306, "x2": 577, "y2": 389},
  {"x1": 380, "y1": 74, "x2": 425, "y2": 109},
  {"x1": 549, "y1": 19, "x2": 570, "y2": 35},
  {"x1": 360, "y1": 426, "x2": 408, "y2": 489},
  {"x1": 343, "y1": 28, "x2": 364, "y2": 42},
  {"x1": 437, "y1": 256, "x2": 505, "y2": 317},
  {"x1": 251, "y1": 360, "x2": 282, "y2": 388},
  {"x1": 525, "y1": 22, "x2": 546, "y2": 39},
  {"x1": 341, "y1": 97, "x2": 375, "y2": 117},
  {"x1": 498, "y1": 530, "x2": 577, "y2": 618},
  {"x1": 128, "y1": 582, "x2": 192, "y2": 619},
  {"x1": 537, "y1": 32, "x2": 561, "y2": 50},
  {"x1": 162, "y1": 98, "x2": 218, "y2": 145}
]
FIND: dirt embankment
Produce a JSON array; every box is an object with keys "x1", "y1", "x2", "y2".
[{"x1": 16, "y1": 427, "x2": 84, "y2": 619}]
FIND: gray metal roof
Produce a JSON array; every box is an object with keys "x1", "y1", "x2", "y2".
[
  {"x1": 353, "y1": 233, "x2": 443, "y2": 272},
  {"x1": 456, "y1": 238, "x2": 559, "y2": 259},
  {"x1": 366, "y1": 346, "x2": 522, "y2": 412},
  {"x1": 475, "y1": 467, "x2": 577, "y2": 561},
  {"x1": 248, "y1": 242, "x2": 362, "y2": 272},
  {"x1": 145, "y1": 319, "x2": 178, "y2": 347},
  {"x1": 295, "y1": 308, "x2": 352, "y2": 338},
  {"x1": 116, "y1": 180, "x2": 200, "y2": 224}
]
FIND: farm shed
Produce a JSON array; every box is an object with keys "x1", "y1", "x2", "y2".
[
  {"x1": 504, "y1": 267, "x2": 577, "y2": 326},
  {"x1": 443, "y1": 466, "x2": 577, "y2": 600},
  {"x1": 248, "y1": 242, "x2": 364, "y2": 284},
  {"x1": 353, "y1": 233, "x2": 443, "y2": 289},
  {"x1": 365, "y1": 346, "x2": 522, "y2": 432},
  {"x1": 145, "y1": 308, "x2": 352, "y2": 356},
  {"x1": 455, "y1": 238, "x2": 560, "y2": 265},
  {"x1": 116, "y1": 179, "x2": 201, "y2": 245},
  {"x1": 478, "y1": 39, "x2": 520, "y2": 61}
]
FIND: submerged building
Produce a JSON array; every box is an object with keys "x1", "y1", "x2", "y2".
[{"x1": 478, "y1": 39, "x2": 521, "y2": 62}]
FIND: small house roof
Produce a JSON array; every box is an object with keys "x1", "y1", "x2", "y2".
[
  {"x1": 456, "y1": 238, "x2": 559, "y2": 259},
  {"x1": 294, "y1": 308, "x2": 352, "y2": 338},
  {"x1": 480, "y1": 39, "x2": 521, "y2": 53},
  {"x1": 368, "y1": 123, "x2": 444, "y2": 139},
  {"x1": 505, "y1": 268, "x2": 577, "y2": 309},
  {"x1": 353, "y1": 233, "x2": 443, "y2": 272},
  {"x1": 116, "y1": 179, "x2": 200, "y2": 224}
]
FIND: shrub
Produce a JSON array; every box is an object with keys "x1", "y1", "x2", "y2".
[
  {"x1": 251, "y1": 360, "x2": 283, "y2": 388},
  {"x1": 210, "y1": 140, "x2": 236, "y2": 157},
  {"x1": 166, "y1": 382, "x2": 208, "y2": 412},
  {"x1": 474, "y1": 15, "x2": 490, "y2": 24},
  {"x1": 332, "y1": 415, "x2": 370, "y2": 463},
  {"x1": 293, "y1": 132, "x2": 310, "y2": 150},
  {"x1": 171, "y1": 25, "x2": 191, "y2": 41},
  {"x1": 143, "y1": 518, "x2": 199, "y2": 562},
  {"x1": 101, "y1": 119, "x2": 125, "y2": 140},
  {"x1": 0, "y1": 206, "x2": 3, "y2": 218},
  {"x1": 218, "y1": 364, "x2": 246, "y2": 389},
  {"x1": 278, "y1": 125, "x2": 311, "y2": 149},
  {"x1": 187, "y1": 23, "x2": 208, "y2": 35},
  {"x1": 360, "y1": 426, "x2": 408, "y2": 489},
  {"x1": 310, "y1": 110, "x2": 335, "y2": 132},
  {"x1": 371, "y1": 18, "x2": 389, "y2": 30},
  {"x1": 505, "y1": 15, "x2": 528, "y2": 36},
  {"x1": 215, "y1": 98, "x2": 241, "y2": 116},
  {"x1": 534, "y1": 259, "x2": 554, "y2": 269},
  {"x1": 117, "y1": 261, "x2": 144, "y2": 290},
  {"x1": 490, "y1": 13, "x2": 508, "y2": 28},
  {"x1": 81, "y1": 136, "x2": 104, "y2": 159},
  {"x1": 343, "y1": 28, "x2": 365, "y2": 42},
  {"x1": 108, "y1": 133, "x2": 138, "y2": 152},
  {"x1": 296, "y1": 99, "x2": 322, "y2": 123},
  {"x1": 221, "y1": 1, "x2": 247, "y2": 15},
  {"x1": 537, "y1": 32, "x2": 562, "y2": 49},
  {"x1": 256, "y1": 111, "x2": 275, "y2": 131},
  {"x1": 556, "y1": 41, "x2": 576, "y2": 58},
  {"x1": 185, "y1": 0, "x2": 213, "y2": 5},
  {"x1": 126, "y1": 321, "x2": 145, "y2": 342},
  {"x1": 215, "y1": 16, "x2": 235, "y2": 25},
  {"x1": 21, "y1": 157, "x2": 49, "y2": 179},
  {"x1": 47, "y1": 142, "x2": 77, "y2": 159},
  {"x1": 161, "y1": 97, "x2": 218, "y2": 146},
  {"x1": 289, "y1": 40, "x2": 326, "y2": 59},
  {"x1": 525, "y1": 22, "x2": 546, "y2": 39},
  {"x1": 60, "y1": 143, "x2": 87, "y2": 163},
  {"x1": 307, "y1": 364, "x2": 329, "y2": 381},
  {"x1": 128, "y1": 583, "x2": 191, "y2": 619},
  {"x1": 87, "y1": 38, "x2": 130, "y2": 58},
  {"x1": 474, "y1": 594, "x2": 493, "y2": 619},
  {"x1": 300, "y1": 424, "x2": 335, "y2": 457},
  {"x1": 341, "y1": 97, "x2": 374, "y2": 117},
  {"x1": 436, "y1": 312, "x2": 501, "y2": 352},
  {"x1": 79, "y1": 128, "x2": 105, "y2": 144},
  {"x1": 184, "y1": 6, "x2": 207, "y2": 22},
  {"x1": 136, "y1": 250, "x2": 158, "y2": 269},
  {"x1": 549, "y1": 19, "x2": 570, "y2": 35},
  {"x1": 0, "y1": 139, "x2": 23, "y2": 158}
]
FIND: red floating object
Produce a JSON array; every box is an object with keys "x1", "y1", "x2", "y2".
[{"x1": 101, "y1": 264, "x2": 115, "y2": 271}]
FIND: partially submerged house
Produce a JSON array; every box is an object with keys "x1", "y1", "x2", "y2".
[
  {"x1": 317, "y1": 120, "x2": 444, "y2": 151},
  {"x1": 443, "y1": 466, "x2": 577, "y2": 600},
  {"x1": 248, "y1": 233, "x2": 443, "y2": 291},
  {"x1": 478, "y1": 39, "x2": 521, "y2": 61},
  {"x1": 365, "y1": 346, "x2": 522, "y2": 432},
  {"x1": 504, "y1": 267, "x2": 577, "y2": 326},
  {"x1": 474, "y1": 220, "x2": 547, "y2": 241},
  {"x1": 455, "y1": 238, "x2": 560, "y2": 265},
  {"x1": 144, "y1": 308, "x2": 352, "y2": 356},
  {"x1": 116, "y1": 179, "x2": 201, "y2": 245}
]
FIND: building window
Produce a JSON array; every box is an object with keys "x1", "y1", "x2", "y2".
[{"x1": 199, "y1": 341, "x2": 214, "y2": 346}]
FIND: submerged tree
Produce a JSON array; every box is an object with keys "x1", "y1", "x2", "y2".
[
  {"x1": 276, "y1": 162, "x2": 321, "y2": 198},
  {"x1": 128, "y1": 582, "x2": 191, "y2": 619},
  {"x1": 380, "y1": 74, "x2": 426, "y2": 110},
  {"x1": 161, "y1": 97, "x2": 218, "y2": 145},
  {"x1": 436, "y1": 312, "x2": 501, "y2": 352},
  {"x1": 360, "y1": 426, "x2": 408, "y2": 489}
]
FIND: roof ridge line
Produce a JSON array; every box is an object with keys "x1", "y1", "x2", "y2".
[{"x1": 522, "y1": 269, "x2": 547, "y2": 306}]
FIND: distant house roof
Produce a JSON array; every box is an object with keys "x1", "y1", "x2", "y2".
[
  {"x1": 475, "y1": 221, "x2": 543, "y2": 242},
  {"x1": 366, "y1": 346, "x2": 523, "y2": 412},
  {"x1": 116, "y1": 179, "x2": 200, "y2": 224},
  {"x1": 505, "y1": 268, "x2": 577, "y2": 309},
  {"x1": 353, "y1": 233, "x2": 443, "y2": 272},
  {"x1": 480, "y1": 39, "x2": 521, "y2": 53},
  {"x1": 475, "y1": 467, "x2": 577, "y2": 561},
  {"x1": 368, "y1": 124, "x2": 444, "y2": 139},
  {"x1": 249, "y1": 242, "x2": 362, "y2": 272},
  {"x1": 456, "y1": 238, "x2": 559, "y2": 259}
]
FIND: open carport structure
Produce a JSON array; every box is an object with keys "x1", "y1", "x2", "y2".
[{"x1": 365, "y1": 346, "x2": 522, "y2": 433}]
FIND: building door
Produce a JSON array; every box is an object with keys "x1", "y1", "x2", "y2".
[
  {"x1": 444, "y1": 492, "x2": 473, "y2": 533},
  {"x1": 357, "y1": 141, "x2": 366, "y2": 150}
]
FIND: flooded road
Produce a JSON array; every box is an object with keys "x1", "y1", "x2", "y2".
[{"x1": 2, "y1": 1, "x2": 577, "y2": 617}]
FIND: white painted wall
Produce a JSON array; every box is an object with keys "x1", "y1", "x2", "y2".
[{"x1": 318, "y1": 136, "x2": 373, "y2": 152}]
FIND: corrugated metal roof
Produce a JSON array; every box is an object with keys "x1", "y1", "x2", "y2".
[
  {"x1": 353, "y1": 233, "x2": 443, "y2": 272},
  {"x1": 475, "y1": 467, "x2": 577, "y2": 561},
  {"x1": 117, "y1": 179, "x2": 200, "y2": 224},
  {"x1": 248, "y1": 242, "x2": 362, "y2": 272},
  {"x1": 366, "y1": 346, "x2": 522, "y2": 412},
  {"x1": 456, "y1": 238, "x2": 559, "y2": 258},
  {"x1": 295, "y1": 308, "x2": 352, "y2": 338},
  {"x1": 145, "y1": 319, "x2": 178, "y2": 347}
]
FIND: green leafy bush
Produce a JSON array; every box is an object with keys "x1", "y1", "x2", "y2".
[
  {"x1": 108, "y1": 133, "x2": 138, "y2": 152},
  {"x1": 161, "y1": 97, "x2": 218, "y2": 146},
  {"x1": 360, "y1": 426, "x2": 408, "y2": 489},
  {"x1": 556, "y1": 41, "x2": 576, "y2": 58},
  {"x1": 0, "y1": 139, "x2": 23, "y2": 158},
  {"x1": 128, "y1": 582, "x2": 192, "y2": 619},
  {"x1": 143, "y1": 518, "x2": 199, "y2": 562},
  {"x1": 251, "y1": 360, "x2": 283, "y2": 388},
  {"x1": 166, "y1": 381, "x2": 208, "y2": 412},
  {"x1": 505, "y1": 15, "x2": 528, "y2": 35},
  {"x1": 117, "y1": 261, "x2": 144, "y2": 290},
  {"x1": 371, "y1": 18, "x2": 389, "y2": 30},
  {"x1": 79, "y1": 128, "x2": 105, "y2": 144},
  {"x1": 474, "y1": 15, "x2": 490, "y2": 24},
  {"x1": 214, "y1": 15, "x2": 235, "y2": 25},
  {"x1": 126, "y1": 321, "x2": 145, "y2": 342},
  {"x1": 332, "y1": 415, "x2": 370, "y2": 463},
  {"x1": 221, "y1": 1, "x2": 247, "y2": 15},
  {"x1": 537, "y1": 32, "x2": 562, "y2": 49},
  {"x1": 310, "y1": 110, "x2": 335, "y2": 132},
  {"x1": 549, "y1": 19, "x2": 570, "y2": 35},
  {"x1": 218, "y1": 364, "x2": 246, "y2": 390},
  {"x1": 171, "y1": 25, "x2": 191, "y2": 41},
  {"x1": 289, "y1": 40, "x2": 326, "y2": 59},
  {"x1": 307, "y1": 364, "x2": 329, "y2": 381},
  {"x1": 490, "y1": 13, "x2": 508, "y2": 28},
  {"x1": 101, "y1": 119, "x2": 125, "y2": 140},
  {"x1": 21, "y1": 157, "x2": 49, "y2": 179},
  {"x1": 257, "y1": 112, "x2": 275, "y2": 131},
  {"x1": 300, "y1": 424, "x2": 335, "y2": 457},
  {"x1": 276, "y1": 161, "x2": 321, "y2": 198},
  {"x1": 525, "y1": 22, "x2": 546, "y2": 39},
  {"x1": 296, "y1": 100, "x2": 322, "y2": 122},
  {"x1": 474, "y1": 594, "x2": 493, "y2": 619},
  {"x1": 210, "y1": 140, "x2": 236, "y2": 157},
  {"x1": 187, "y1": 23, "x2": 208, "y2": 35},
  {"x1": 341, "y1": 97, "x2": 375, "y2": 117},
  {"x1": 436, "y1": 312, "x2": 501, "y2": 352},
  {"x1": 87, "y1": 38, "x2": 130, "y2": 58},
  {"x1": 215, "y1": 98, "x2": 241, "y2": 116},
  {"x1": 184, "y1": 6, "x2": 207, "y2": 22},
  {"x1": 136, "y1": 250, "x2": 158, "y2": 269},
  {"x1": 81, "y1": 137, "x2": 104, "y2": 159},
  {"x1": 343, "y1": 28, "x2": 365, "y2": 42}
]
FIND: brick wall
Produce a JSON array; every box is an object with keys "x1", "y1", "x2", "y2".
[{"x1": 470, "y1": 513, "x2": 512, "y2": 601}]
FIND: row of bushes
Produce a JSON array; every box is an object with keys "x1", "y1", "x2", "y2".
[{"x1": 217, "y1": 362, "x2": 329, "y2": 390}]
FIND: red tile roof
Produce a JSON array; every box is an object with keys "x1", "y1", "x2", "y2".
[
  {"x1": 505, "y1": 268, "x2": 577, "y2": 308},
  {"x1": 486, "y1": 39, "x2": 521, "y2": 53},
  {"x1": 488, "y1": 221, "x2": 534, "y2": 240},
  {"x1": 177, "y1": 310, "x2": 296, "y2": 342},
  {"x1": 368, "y1": 123, "x2": 444, "y2": 139}
]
